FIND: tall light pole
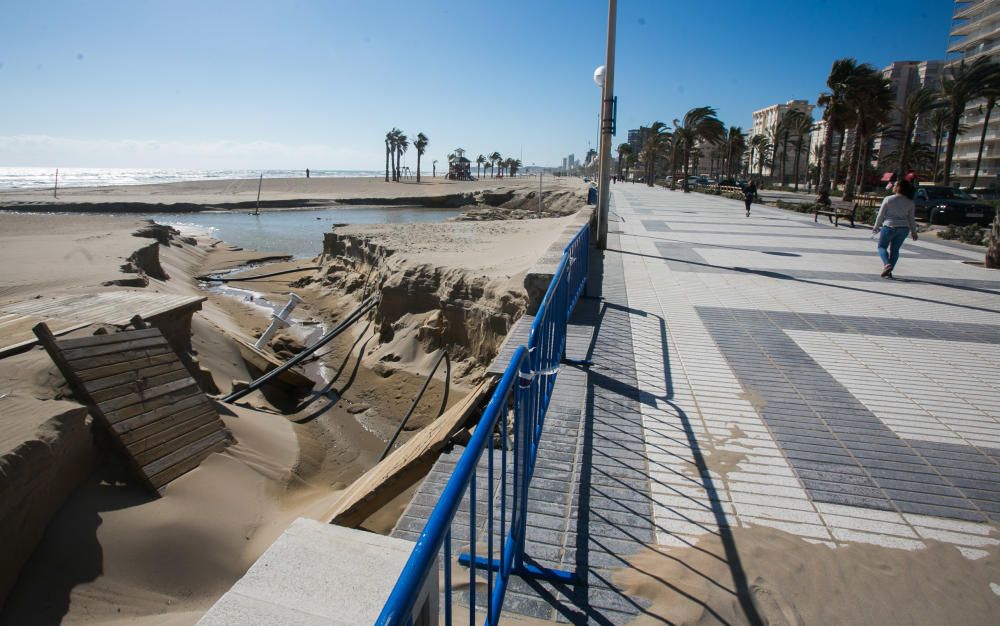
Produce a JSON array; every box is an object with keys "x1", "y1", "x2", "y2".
[{"x1": 595, "y1": 0, "x2": 617, "y2": 251}]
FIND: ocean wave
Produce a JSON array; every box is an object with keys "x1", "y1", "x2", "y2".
[{"x1": 0, "y1": 168, "x2": 384, "y2": 190}]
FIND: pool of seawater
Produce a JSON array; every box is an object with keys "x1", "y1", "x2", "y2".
[{"x1": 148, "y1": 206, "x2": 461, "y2": 258}]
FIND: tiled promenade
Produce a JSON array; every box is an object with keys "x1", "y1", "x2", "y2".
[{"x1": 393, "y1": 185, "x2": 1000, "y2": 622}]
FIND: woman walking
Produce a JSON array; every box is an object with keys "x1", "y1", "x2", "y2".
[
  {"x1": 743, "y1": 180, "x2": 757, "y2": 217},
  {"x1": 873, "y1": 179, "x2": 918, "y2": 278}
]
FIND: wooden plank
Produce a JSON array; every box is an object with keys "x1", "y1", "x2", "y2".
[
  {"x1": 326, "y1": 380, "x2": 492, "y2": 528},
  {"x1": 112, "y1": 394, "x2": 211, "y2": 435},
  {"x1": 76, "y1": 352, "x2": 176, "y2": 382},
  {"x1": 132, "y1": 422, "x2": 224, "y2": 467},
  {"x1": 56, "y1": 327, "x2": 164, "y2": 350},
  {"x1": 67, "y1": 344, "x2": 172, "y2": 370},
  {"x1": 103, "y1": 384, "x2": 205, "y2": 425},
  {"x1": 61, "y1": 335, "x2": 168, "y2": 362},
  {"x1": 82, "y1": 360, "x2": 185, "y2": 393},
  {"x1": 121, "y1": 408, "x2": 219, "y2": 448},
  {"x1": 142, "y1": 430, "x2": 229, "y2": 479},
  {"x1": 87, "y1": 367, "x2": 190, "y2": 404},
  {"x1": 98, "y1": 378, "x2": 199, "y2": 416},
  {"x1": 149, "y1": 438, "x2": 228, "y2": 491},
  {"x1": 0, "y1": 321, "x2": 91, "y2": 359}
]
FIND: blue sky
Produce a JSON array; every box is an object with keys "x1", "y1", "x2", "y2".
[{"x1": 0, "y1": 0, "x2": 954, "y2": 170}]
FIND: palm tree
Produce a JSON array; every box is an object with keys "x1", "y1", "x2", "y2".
[
  {"x1": 929, "y1": 107, "x2": 950, "y2": 182},
  {"x1": 476, "y1": 154, "x2": 485, "y2": 179},
  {"x1": 639, "y1": 122, "x2": 669, "y2": 186},
  {"x1": 843, "y1": 68, "x2": 894, "y2": 200},
  {"x1": 941, "y1": 57, "x2": 996, "y2": 186},
  {"x1": 510, "y1": 159, "x2": 522, "y2": 177},
  {"x1": 789, "y1": 112, "x2": 814, "y2": 191},
  {"x1": 626, "y1": 153, "x2": 637, "y2": 181},
  {"x1": 489, "y1": 151, "x2": 501, "y2": 178},
  {"x1": 385, "y1": 130, "x2": 394, "y2": 182},
  {"x1": 895, "y1": 87, "x2": 943, "y2": 178},
  {"x1": 723, "y1": 127, "x2": 746, "y2": 179},
  {"x1": 777, "y1": 110, "x2": 805, "y2": 186},
  {"x1": 616, "y1": 143, "x2": 632, "y2": 179},
  {"x1": 413, "y1": 132, "x2": 428, "y2": 183},
  {"x1": 394, "y1": 132, "x2": 409, "y2": 182},
  {"x1": 969, "y1": 66, "x2": 1000, "y2": 190},
  {"x1": 750, "y1": 133, "x2": 771, "y2": 181},
  {"x1": 817, "y1": 59, "x2": 869, "y2": 196},
  {"x1": 674, "y1": 107, "x2": 725, "y2": 192}
]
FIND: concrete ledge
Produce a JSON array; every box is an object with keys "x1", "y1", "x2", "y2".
[{"x1": 198, "y1": 518, "x2": 435, "y2": 625}]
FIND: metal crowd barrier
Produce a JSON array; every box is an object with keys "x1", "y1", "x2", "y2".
[{"x1": 376, "y1": 222, "x2": 591, "y2": 625}]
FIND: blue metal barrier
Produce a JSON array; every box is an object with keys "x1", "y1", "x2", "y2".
[{"x1": 376, "y1": 222, "x2": 591, "y2": 625}]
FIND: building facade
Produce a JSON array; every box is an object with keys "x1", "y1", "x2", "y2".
[
  {"x1": 948, "y1": 0, "x2": 1000, "y2": 188},
  {"x1": 873, "y1": 60, "x2": 946, "y2": 171},
  {"x1": 749, "y1": 99, "x2": 815, "y2": 180}
]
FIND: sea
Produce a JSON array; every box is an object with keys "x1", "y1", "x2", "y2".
[{"x1": 0, "y1": 167, "x2": 383, "y2": 190}]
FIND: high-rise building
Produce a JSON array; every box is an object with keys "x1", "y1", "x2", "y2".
[
  {"x1": 627, "y1": 127, "x2": 649, "y2": 155},
  {"x1": 947, "y1": 0, "x2": 1000, "y2": 187},
  {"x1": 874, "y1": 60, "x2": 945, "y2": 170},
  {"x1": 749, "y1": 99, "x2": 815, "y2": 178}
]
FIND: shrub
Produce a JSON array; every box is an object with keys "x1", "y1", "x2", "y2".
[{"x1": 939, "y1": 224, "x2": 987, "y2": 246}]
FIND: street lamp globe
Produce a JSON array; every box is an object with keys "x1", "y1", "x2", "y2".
[{"x1": 593, "y1": 65, "x2": 605, "y2": 88}]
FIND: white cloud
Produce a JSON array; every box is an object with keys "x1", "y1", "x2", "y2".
[{"x1": 0, "y1": 134, "x2": 375, "y2": 169}]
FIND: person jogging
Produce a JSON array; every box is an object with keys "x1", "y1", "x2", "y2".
[{"x1": 743, "y1": 180, "x2": 757, "y2": 217}]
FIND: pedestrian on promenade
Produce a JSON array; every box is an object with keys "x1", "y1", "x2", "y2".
[
  {"x1": 873, "y1": 179, "x2": 918, "y2": 279},
  {"x1": 743, "y1": 180, "x2": 757, "y2": 217}
]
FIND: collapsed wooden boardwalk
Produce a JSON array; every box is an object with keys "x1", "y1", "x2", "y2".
[
  {"x1": 0, "y1": 292, "x2": 205, "y2": 357},
  {"x1": 34, "y1": 322, "x2": 233, "y2": 492}
]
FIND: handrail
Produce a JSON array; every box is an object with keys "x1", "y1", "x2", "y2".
[
  {"x1": 221, "y1": 294, "x2": 378, "y2": 403},
  {"x1": 376, "y1": 220, "x2": 590, "y2": 626},
  {"x1": 376, "y1": 346, "x2": 526, "y2": 625},
  {"x1": 379, "y1": 350, "x2": 452, "y2": 461}
]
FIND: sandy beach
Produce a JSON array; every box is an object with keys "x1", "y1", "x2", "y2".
[{"x1": 0, "y1": 176, "x2": 587, "y2": 623}]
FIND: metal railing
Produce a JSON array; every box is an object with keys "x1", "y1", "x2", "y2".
[{"x1": 376, "y1": 221, "x2": 591, "y2": 626}]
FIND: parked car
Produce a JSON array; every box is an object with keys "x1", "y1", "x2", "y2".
[{"x1": 913, "y1": 186, "x2": 996, "y2": 226}]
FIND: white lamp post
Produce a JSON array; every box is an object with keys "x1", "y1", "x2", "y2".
[{"x1": 595, "y1": 0, "x2": 617, "y2": 251}]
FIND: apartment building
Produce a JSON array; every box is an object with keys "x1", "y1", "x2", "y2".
[{"x1": 948, "y1": 0, "x2": 1000, "y2": 187}]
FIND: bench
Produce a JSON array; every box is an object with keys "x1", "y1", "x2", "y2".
[{"x1": 815, "y1": 194, "x2": 881, "y2": 227}]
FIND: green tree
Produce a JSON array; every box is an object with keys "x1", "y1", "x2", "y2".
[
  {"x1": 385, "y1": 130, "x2": 394, "y2": 182},
  {"x1": 639, "y1": 122, "x2": 670, "y2": 186},
  {"x1": 788, "y1": 112, "x2": 814, "y2": 191},
  {"x1": 817, "y1": 59, "x2": 868, "y2": 196},
  {"x1": 723, "y1": 127, "x2": 747, "y2": 179},
  {"x1": 413, "y1": 132, "x2": 428, "y2": 182},
  {"x1": 929, "y1": 107, "x2": 950, "y2": 182},
  {"x1": 674, "y1": 107, "x2": 725, "y2": 192},
  {"x1": 616, "y1": 143, "x2": 632, "y2": 179},
  {"x1": 969, "y1": 66, "x2": 1000, "y2": 190},
  {"x1": 394, "y1": 131, "x2": 409, "y2": 182},
  {"x1": 476, "y1": 154, "x2": 485, "y2": 179},
  {"x1": 940, "y1": 57, "x2": 996, "y2": 186},
  {"x1": 843, "y1": 68, "x2": 894, "y2": 200},
  {"x1": 489, "y1": 151, "x2": 501, "y2": 178},
  {"x1": 750, "y1": 133, "x2": 771, "y2": 181},
  {"x1": 895, "y1": 87, "x2": 943, "y2": 178}
]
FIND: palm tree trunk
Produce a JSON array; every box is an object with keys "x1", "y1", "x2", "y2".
[
  {"x1": 390, "y1": 146, "x2": 396, "y2": 182},
  {"x1": 781, "y1": 133, "x2": 790, "y2": 186},
  {"x1": 899, "y1": 119, "x2": 914, "y2": 178},
  {"x1": 793, "y1": 143, "x2": 803, "y2": 191},
  {"x1": 843, "y1": 125, "x2": 863, "y2": 202},
  {"x1": 818, "y1": 119, "x2": 836, "y2": 194},
  {"x1": 943, "y1": 114, "x2": 962, "y2": 187},
  {"x1": 969, "y1": 99, "x2": 995, "y2": 191},
  {"x1": 932, "y1": 128, "x2": 944, "y2": 182},
  {"x1": 683, "y1": 148, "x2": 691, "y2": 192},
  {"x1": 417, "y1": 154, "x2": 421, "y2": 183},
  {"x1": 385, "y1": 140, "x2": 390, "y2": 182},
  {"x1": 833, "y1": 128, "x2": 846, "y2": 191}
]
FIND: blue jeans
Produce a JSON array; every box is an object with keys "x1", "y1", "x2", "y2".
[{"x1": 878, "y1": 226, "x2": 909, "y2": 269}]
